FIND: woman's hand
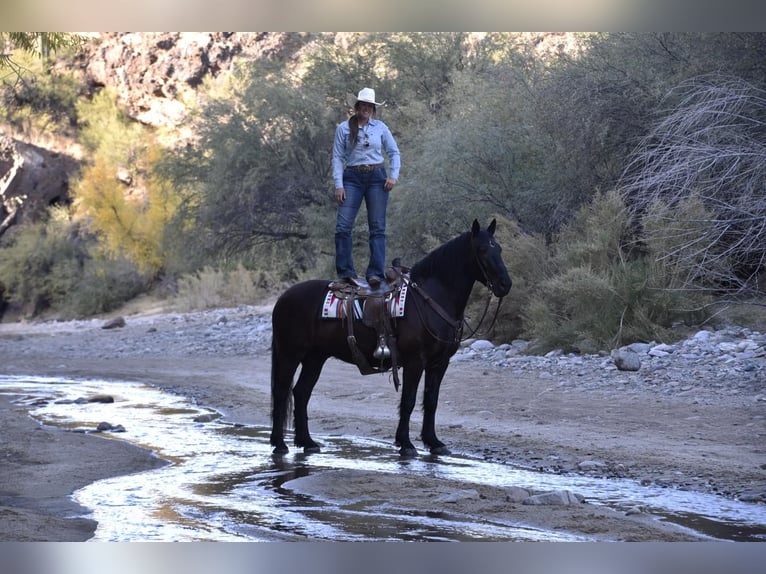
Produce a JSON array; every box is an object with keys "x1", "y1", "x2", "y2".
[
  {"x1": 384, "y1": 178, "x2": 397, "y2": 192},
  {"x1": 335, "y1": 187, "x2": 346, "y2": 205}
]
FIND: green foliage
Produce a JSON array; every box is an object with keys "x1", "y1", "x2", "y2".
[
  {"x1": 639, "y1": 195, "x2": 727, "y2": 289},
  {"x1": 76, "y1": 88, "x2": 144, "y2": 161},
  {"x1": 0, "y1": 213, "x2": 81, "y2": 316},
  {"x1": 8, "y1": 32, "x2": 766, "y2": 336},
  {"x1": 67, "y1": 254, "x2": 148, "y2": 317},
  {"x1": 0, "y1": 33, "x2": 85, "y2": 82},
  {"x1": 0, "y1": 208, "x2": 148, "y2": 318},
  {"x1": 0, "y1": 49, "x2": 81, "y2": 138},
  {"x1": 515, "y1": 191, "x2": 709, "y2": 352},
  {"x1": 0, "y1": 33, "x2": 85, "y2": 62}
]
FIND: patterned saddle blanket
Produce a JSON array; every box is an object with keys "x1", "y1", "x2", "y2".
[{"x1": 321, "y1": 281, "x2": 409, "y2": 320}]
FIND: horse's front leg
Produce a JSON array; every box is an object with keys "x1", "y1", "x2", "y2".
[
  {"x1": 421, "y1": 360, "x2": 451, "y2": 455},
  {"x1": 395, "y1": 364, "x2": 423, "y2": 458},
  {"x1": 292, "y1": 352, "x2": 327, "y2": 453}
]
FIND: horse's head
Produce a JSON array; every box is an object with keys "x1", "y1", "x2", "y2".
[{"x1": 471, "y1": 219, "x2": 512, "y2": 297}]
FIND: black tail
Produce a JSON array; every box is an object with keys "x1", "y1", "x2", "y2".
[{"x1": 270, "y1": 336, "x2": 293, "y2": 447}]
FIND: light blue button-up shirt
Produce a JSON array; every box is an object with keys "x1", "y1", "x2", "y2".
[{"x1": 332, "y1": 117, "x2": 401, "y2": 189}]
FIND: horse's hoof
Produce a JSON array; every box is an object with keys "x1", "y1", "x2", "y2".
[
  {"x1": 399, "y1": 447, "x2": 418, "y2": 458},
  {"x1": 272, "y1": 445, "x2": 289, "y2": 455},
  {"x1": 430, "y1": 445, "x2": 451, "y2": 456},
  {"x1": 303, "y1": 445, "x2": 321, "y2": 454}
]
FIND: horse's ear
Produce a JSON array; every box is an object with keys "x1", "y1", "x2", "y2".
[
  {"x1": 472, "y1": 219, "x2": 480, "y2": 235},
  {"x1": 487, "y1": 218, "x2": 497, "y2": 236}
]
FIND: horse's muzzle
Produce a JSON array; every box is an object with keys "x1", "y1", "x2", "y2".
[{"x1": 492, "y1": 276, "x2": 512, "y2": 297}]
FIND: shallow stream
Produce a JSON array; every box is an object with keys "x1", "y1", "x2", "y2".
[{"x1": 1, "y1": 375, "x2": 764, "y2": 541}]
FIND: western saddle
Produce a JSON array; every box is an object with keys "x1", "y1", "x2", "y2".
[{"x1": 327, "y1": 262, "x2": 409, "y2": 390}]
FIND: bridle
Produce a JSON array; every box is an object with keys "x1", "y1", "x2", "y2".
[
  {"x1": 406, "y1": 234, "x2": 505, "y2": 344},
  {"x1": 464, "y1": 234, "x2": 504, "y2": 338}
]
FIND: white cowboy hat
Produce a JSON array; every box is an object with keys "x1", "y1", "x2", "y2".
[{"x1": 347, "y1": 87, "x2": 386, "y2": 107}]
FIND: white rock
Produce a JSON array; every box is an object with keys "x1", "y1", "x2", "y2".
[{"x1": 470, "y1": 339, "x2": 495, "y2": 351}]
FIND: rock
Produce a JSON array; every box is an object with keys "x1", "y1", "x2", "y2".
[
  {"x1": 522, "y1": 490, "x2": 584, "y2": 505},
  {"x1": 87, "y1": 394, "x2": 115, "y2": 403},
  {"x1": 470, "y1": 339, "x2": 495, "y2": 352},
  {"x1": 511, "y1": 339, "x2": 529, "y2": 351},
  {"x1": 102, "y1": 316, "x2": 126, "y2": 329},
  {"x1": 193, "y1": 413, "x2": 220, "y2": 423},
  {"x1": 504, "y1": 486, "x2": 531, "y2": 502},
  {"x1": 578, "y1": 460, "x2": 606, "y2": 471},
  {"x1": 612, "y1": 349, "x2": 641, "y2": 371},
  {"x1": 96, "y1": 422, "x2": 126, "y2": 432},
  {"x1": 436, "y1": 489, "x2": 480, "y2": 503},
  {"x1": 652, "y1": 343, "x2": 677, "y2": 353},
  {"x1": 626, "y1": 342, "x2": 653, "y2": 354},
  {"x1": 738, "y1": 490, "x2": 765, "y2": 503}
]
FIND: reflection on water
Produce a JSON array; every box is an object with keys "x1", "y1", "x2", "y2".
[{"x1": 1, "y1": 375, "x2": 764, "y2": 542}]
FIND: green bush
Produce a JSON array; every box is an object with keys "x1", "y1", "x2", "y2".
[
  {"x1": 500, "y1": 191, "x2": 711, "y2": 353},
  {"x1": 0, "y1": 50, "x2": 81, "y2": 138},
  {"x1": 0, "y1": 214, "x2": 81, "y2": 316},
  {"x1": 67, "y1": 255, "x2": 148, "y2": 317},
  {"x1": 0, "y1": 209, "x2": 149, "y2": 318}
]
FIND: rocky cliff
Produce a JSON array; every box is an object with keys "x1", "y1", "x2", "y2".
[
  {"x1": 0, "y1": 32, "x2": 313, "y2": 234},
  {"x1": 66, "y1": 32, "x2": 312, "y2": 128}
]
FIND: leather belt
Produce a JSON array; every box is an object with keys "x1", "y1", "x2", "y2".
[{"x1": 348, "y1": 163, "x2": 383, "y2": 172}]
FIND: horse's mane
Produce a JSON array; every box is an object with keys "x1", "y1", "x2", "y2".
[{"x1": 410, "y1": 231, "x2": 471, "y2": 281}]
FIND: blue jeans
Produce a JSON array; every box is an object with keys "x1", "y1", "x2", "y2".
[{"x1": 335, "y1": 166, "x2": 389, "y2": 280}]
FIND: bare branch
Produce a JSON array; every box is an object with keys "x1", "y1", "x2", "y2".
[{"x1": 620, "y1": 74, "x2": 766, "y2": 297}]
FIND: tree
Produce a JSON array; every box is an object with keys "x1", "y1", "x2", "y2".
[
  {"x1": 73, "y1": 89, "x2": 178, "y2": 276},
  {"x1": 159, "y1": 57, "x2": 340, "y2": 277},
  {"x1": 0, "y1": 33, "x2": 84, "y2": 80}
]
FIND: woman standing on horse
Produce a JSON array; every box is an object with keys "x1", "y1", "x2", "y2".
[{"x1": 332, "y1": 87, "x2": 401, "y2": 288}]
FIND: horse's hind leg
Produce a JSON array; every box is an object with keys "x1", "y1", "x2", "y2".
[
  {"x1": 270, "y1": 349, "x2": 300, "y2": 454},
  {"x1": 292, "y1": 351, "x2": 327, "y2": 453}
]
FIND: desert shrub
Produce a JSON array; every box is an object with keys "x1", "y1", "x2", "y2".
[
  {"x1": 0, "y1": 208, "x2": 150, "y2": 318},
  {"x1": 640, "y1": 194, "x2": 733, "y2": 292},
  {"x1": 0, "y1": 212, "x2": 82, "y2": 316},
  {"x1": 66, "y1": 255, "x2": 148, "y2": 317},
  {"x1": 525, "y1": 265, "x2": 622, "y2": 351},
  {"x1": 173, "y1": 264, "x2": 276, "y2": 311},
  {"x1": 512, "y1": 191, "x2": 710, "y2": 352}
]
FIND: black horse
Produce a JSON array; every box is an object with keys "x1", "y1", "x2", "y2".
[{"x1": 270, "y1": 219, "x2": 512, "y2": 457}]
